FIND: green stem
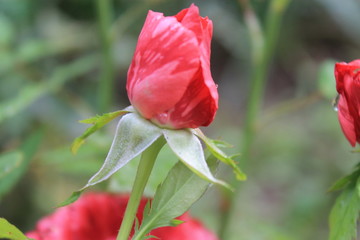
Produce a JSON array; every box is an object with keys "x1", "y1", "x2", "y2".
[
  {"x1": 241, "y1": 0, "x2": 291, "y2": 166},
  {"x1": 219, "y1": 0, "x2": 291, "y2": 238},
  {"x1": 116, "y1": 138, "x2": 165, "y2": 240},
  {"x1": 240, "y1": 0, "x2": 266, "y2": 166},
  {"x1": 96, "y1": 0, "x2": 114, "y2": 113}
]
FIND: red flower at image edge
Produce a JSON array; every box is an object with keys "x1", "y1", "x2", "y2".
[
  {"x1": 335, "y1": 60, "x2": 360, "y2": 146},
  {"x1": 126, "y1": 4, "x2": 218, "y2": 129},
  {"x1": 26, "y1": 193, "x2": 218, "y2": 240}
]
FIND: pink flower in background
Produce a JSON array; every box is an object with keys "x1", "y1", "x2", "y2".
[
  {"x1": 26, "y1": 193, "x2": 218, "y2": 240},
  {"x1": 126, "y1": 4, "x2": 218, "y2": 129},
  {"x1": 335, "y1": 60, "x2": 360, "y2": 146}
]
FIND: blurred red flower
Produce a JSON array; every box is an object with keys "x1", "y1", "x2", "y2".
[
  {"x1": 26, "y1": 193, "x2": 218, "y2": 240},
  {"x1": 335, "y1": 60, "x2": 360, "y2": 146},
  {"x1": 126, "y1": 4, "x2": 218, "y2": 129}
]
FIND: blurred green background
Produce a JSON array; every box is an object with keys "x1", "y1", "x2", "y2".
[{"x1": 1, "y1": 0, "x2": 360, "y2": 239}]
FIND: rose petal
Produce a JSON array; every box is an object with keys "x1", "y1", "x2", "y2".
[
  {"x1": 337, "y1": 95, "x2": 356, "y2": 146},
  {"x1": 158, "y1": 63, "x2": 217, "y2": 128},
  {"x1": 127, "y1": 11, "x2": 200, "y2": 119},
  {"x1": 126, "y1": 5, "x2": 218, "y2": 129}
]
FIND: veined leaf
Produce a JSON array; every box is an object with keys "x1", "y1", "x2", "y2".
[
  {"x1": 192, "y1": 128, "x2": 246, "y2": 181},
  {"x1": 163, "y1": 129, "x2": 230, "y2": 189},
  {"x1": 133, "y1": 156, "x2": 219, "y2": 240},
  {"x1": 71, "y1": 106, "x2": 134, "y2": 154},
  {"x1": 329, "y1": 178, "x2": 360, "y2": 240},
  {"x1": 0, "y1": 218, "x2": 30, "y2": 240}
]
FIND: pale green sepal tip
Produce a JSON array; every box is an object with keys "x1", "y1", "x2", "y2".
[
  {"x1": 71, "y1": 106, "x2": 134, "y2": 154},
  {"x1": 170, "y1": 219, "x2": 185, "y2": 226},
  {"x1": 162, "y1": 128, "x2": 232, "y2": 190},
  {"x1": 57, "y1": 190, "x2": 84, "y2": 208},
  {"x1": 192, "y1": 128, "x2": 246, "y2": 181}
]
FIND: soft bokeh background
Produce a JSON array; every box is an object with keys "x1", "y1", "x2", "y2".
[{"x1": 1, "y1": 0, "x2": 360, "y2": 239}]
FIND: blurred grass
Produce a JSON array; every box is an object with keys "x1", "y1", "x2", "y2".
[{"x1": 0, "y1": 0, "x2": 360, "y2": 239}]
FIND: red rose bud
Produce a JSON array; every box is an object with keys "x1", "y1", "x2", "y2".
[
  {"x1": 26, "y1": 193, "x2": 218, "y2": 240},
  {"x1": 335, "y1": 60, "x2": 360, "y2": 146},
  {"x1": 126, "y1": 4, "x2": 218, "y2": 129}
]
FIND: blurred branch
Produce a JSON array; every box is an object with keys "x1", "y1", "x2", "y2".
[
  {"x1": 0, "y1": 54, "x2": 98, "y2": 124},
  {"x1": 264, "y1": 0, "x2": 292, "y2": 62},
  {"x1": 219, "y1": 0, "x2": 292, "y2": 238},
  {"x1": 110, "y1": 3, "x2": 151, "y2": 41},
  {"x1": 238, "y1": 0, "x2": 264, "y2": 65},
  {"x1": 96, "y1": 0, "x2": 115, "y2": 113},
  {"x1": 260, "y1": 92, "x2": 322, "y2": 129},
  {"x1": 238, "y1": 0, "x2": 266, "y2": 164}
]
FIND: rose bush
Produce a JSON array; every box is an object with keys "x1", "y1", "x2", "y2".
[
  {"x1": 26, "y1": 193, "x2": 218, "y2": 240},
  {"x1": 126, "y1": 4, "x2": 218, "y2": 129},
  {"x1": 335, "y1": 60, "x2": 360, "y2": 146}
]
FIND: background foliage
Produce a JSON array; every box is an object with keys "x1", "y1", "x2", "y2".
[{"x1": 1, "y1": 0, "x2": 360, "y2": 239}]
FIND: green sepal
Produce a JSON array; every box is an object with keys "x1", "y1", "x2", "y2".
[
  {"x1": 0, "y1": 218, "x2": 32, "y2": 240},
  {"x1": 67, "y1": 111, "x2": 236, "y2": 208},
  {"x1": 81, "y1": 112, "x2": 162, "y2": 190},
  {"x1": 64, "y1": 113, "x2": 162, "y2": 206},
  {"x1": 132, "y1": 156, "x2": 219, "y2": 240},
  {"x1": 71, "y1": 107, "x2": 134, "y2": 154},
  {"x1": 163, "y1": 128, "x2": 231, "y2": 189},
  {"x1": 211, "y1": 139, "x2": 234, "y2": 148},
  {"x1": 192, "y1": 128, "x2": 246, "y2": 181}
]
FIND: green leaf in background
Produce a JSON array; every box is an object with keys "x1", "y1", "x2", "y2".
[
  {"x1": 317, "y1": 59, "x2": 337, "y2": 100},
  {"x1": 0, "y1": 130, "x2": 43, "y2": 200},
  {"x1": 193, "y1": 128, "x2": 246, "y2": 181},
  {"x1": 329, "y1": 177, "x2": 360, "y2": 240},
  {"x1": 0, "y1": 151, "x2": 23, "y2": 198},
  {"x1": 82, "y1": 112, "x2": 162, "y2": 190},
  {"x1": 40, "y1": 141, "x2": 109, "y2": 176},
  {"x1": 0, "y1": 14, "x2": 15, "y2": 47},
  {"x1": 132, "y1": 156, "x2": 219, "y2": 240},
  {"x1": 163, "y1": 129, "x2": 230, "y2": 189},
  {"x1": 0, "y1": 218, "x2": 30, "y2": 240},
  {"x1": 0, "y1": 54, "x2": 98, "y2": 124},
  {"x1": 71, "y1": 107, "x2": 133, "y2": 154}
]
